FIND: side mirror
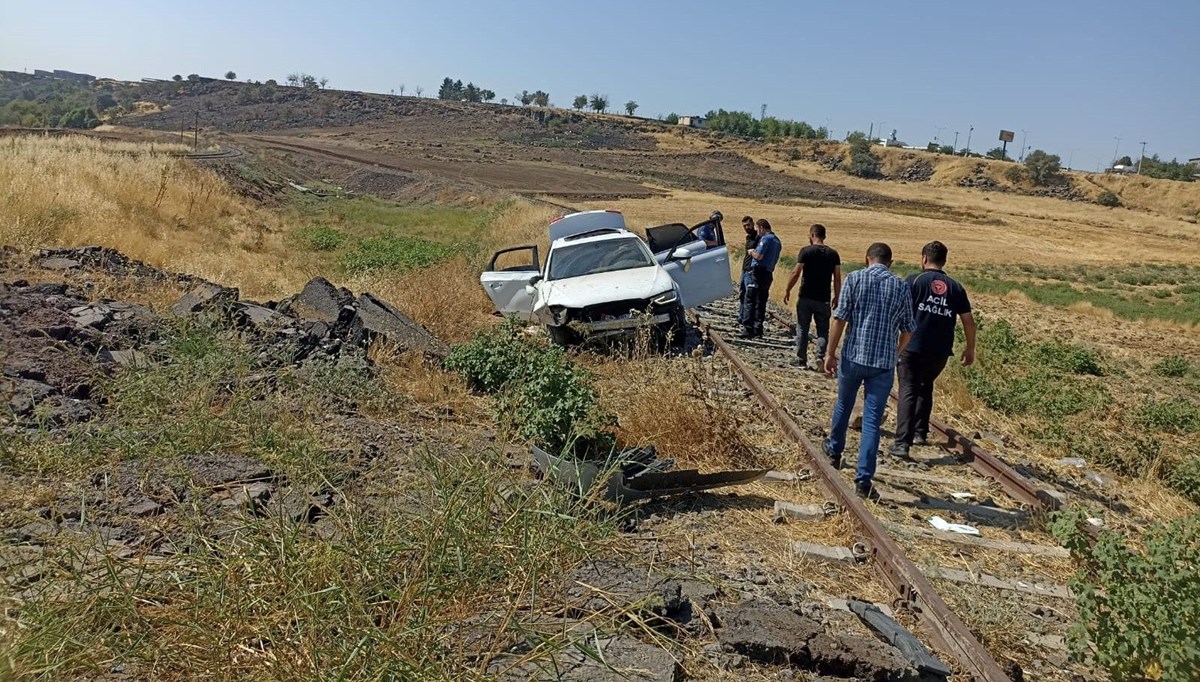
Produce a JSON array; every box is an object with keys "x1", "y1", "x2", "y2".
[{"x1": 673, "y1": 244, "x2": 696, "y2": 260}]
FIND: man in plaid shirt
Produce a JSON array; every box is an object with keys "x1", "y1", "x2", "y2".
[{"x1": 822, "y1": 243, "x2": 915, "y2": 499}]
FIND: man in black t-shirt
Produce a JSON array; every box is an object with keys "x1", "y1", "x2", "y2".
[
  {"x1": 889, "y1": 241, "x2": 977, "y2": 458},
  {"x1": 782, "y1": 224, "x2": 841, "y2": 368},
  {"x1": 737, "y1": 216, "x2": 758, "y2": 328}
]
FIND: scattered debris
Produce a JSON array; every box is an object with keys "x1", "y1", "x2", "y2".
[
  {"x1": 948, "y1": 492, "x2": 976, "y2": 502},
  {"x1": 531, "y1": 446, "x2": 766, "y2": 504},
  {"x1": 714, "y1": 601, "x2": 921, "y2": 680},
  {"x1": 847, "y1": 599, "x2": 951, "y2": 677},
  {"x1": 929, "y1": 516, "x2": 980, "y2": 535},
  {"x1": 488, "y1": 635, "x2": 681, "y2": 682},
  {"x1": 764, "y1": 469, "x2": 812, "y2": 483},
  {"x1": 1057, "y1": 457, "x2": 1086, "y2": 468},
  {"x1": 886, "y1": 522, "x2": 1070, "y2": 558}
]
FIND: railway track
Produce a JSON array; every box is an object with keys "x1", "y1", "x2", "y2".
[{"x1": 691, "y1": 296, "x2": 1081, "y2": 681}]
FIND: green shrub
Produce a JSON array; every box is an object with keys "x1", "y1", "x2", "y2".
[
  {"x1": 1003, "y1": 165, "x2": 1026, "y2": 183},
  {"x1": 845, "y1": 132, "x2": 881, "y2": 178},
  {"x1": 1024, "y1": 149, "x2": 1063, "y2": 186},
  {"x1": 1031, "y1": 342, "x2": 1104, "y2": 375},
  {"x1": 1153, "y1": 356, "x2": 1192, "y2": 378},
  {"x1": 340, "y1": 234, "x2": 454, "y2": 273},
  {"x1": 1096, "y1": 190, "x2": 1121, "y2": 207},
  {"x1": 966, "y1": 371, "x2": 1108, "y2": 418},
  {"x1": 1051, "y1": 508, "x2": 1200, "y2": 681},
  {"x1": 294, "y1": 224, "x2": 347, "y2": 251},
  {"x1": 445, "y1": 320, "x2": 614, "y2": 455},
  {"x1": 1133, "y1": 398, "x2": 1200, "y2": 434},
  {"x1": 1167, "y1": 456, "x2": 1200, "y2": 504}
]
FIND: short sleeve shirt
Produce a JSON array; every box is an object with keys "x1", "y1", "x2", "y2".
[
  {"x1": 697, "y1": 222, "x2": 717, "y2": 245},
  {"x1": 797, "y1": 245, "x2": 840, "y2": 302},
  {"x1": 754, "y1": 232, "x2": 782, "y2": 273},
  {"x1": 904, "y1": 270, "x2": 971, "y2": 357}
]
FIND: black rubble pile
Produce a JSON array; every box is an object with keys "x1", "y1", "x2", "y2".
[
  {"x1": 3, "y1": 254, "x2": 447, "y2": 429},
  {"x1": 957, "y1": 164, "x2": 1008, "y2": 192},
  {"x1": 1, "y1": 280, "x2": 159, "y2": 428},
  {"x1": 35, "y1": 246, "x2": 210, "y2": 287},
  {"x1": 894, "y1": 160, "x2": 934, "y2": 182}
]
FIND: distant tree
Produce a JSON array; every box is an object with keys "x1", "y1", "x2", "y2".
[
  {"x1": 318, "y1": 77, "x2": 328, "y2": 89},
  {"x1": 286, "y1": 73, "x2": 300, "y2": 87},
  {"x1": 59, "y1": 107, "x2": 100, "y2": 129},
  {"x1": 225, "y1": 71, "x2": 237, "y2": 81},
  {"x1": 589, "y1": 93, "x2": 608, "y2": 113},
  {"x1": 172, "y1": 74, "x2": 183, "y2": 82},
  {"x1": 985, "y1": 147, "x2": 1010, "y2": 161},
  {"x1": 937, "y1": 144, "x2": 955, "y2": 155},
  {"x1": 462, "y1": 82, "x2": 482, "y2": 102},
  {"x1": 1115, "y1": 155, "x2": 1133, "y2": 167},
  {"x1": 300, "y1": 74, "x2": 318, "y2": 89},
  {"x1": 481, "y1": 89, "x2": 496, "y2": 102},
  {"x1": 572, "y1": 95, "x2": 587, "y2": 111},
  {"x1": 1139, "y1": 155, "x2": 1198, "y2": 182},
  {"x1": 95, "y1": 93, "x2": 118, "y2": 111},
  {"x1": 519, "y1": 90, "x2": 533, "y2": 106},
  {"x1": 625, "y1": 100, "x2": 638, "y2": 116},
  {"x1": 187, "y1": 74, "x2": 201, "y2": 82},
  {"x1": 532, "y1": 90, "x2": 550, "y2": 107},
  {"x1": 663, "y1": 112, "x2": 679, "y2": 125},
  {"x1": 398, "y1": 84, "x2": 405, "y2": 96},
  {"x1": 414, "y1": 85, "x2": 423, "y2": 97},
  {"x1": 500, "y1": 97, "x2": 508, "y2": 106},
  {"x1": 1024, "y1": 150, "x2": 1063, "y2": 186},
  {"x1": 845, "y1": 132, "x2": 881, "y2": 178},
  {"x1": 264, "y1": 79, "x2": 278, "y2": 88}
]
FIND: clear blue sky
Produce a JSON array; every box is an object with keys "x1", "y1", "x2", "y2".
[{"x1": 4, "y1": 0, "x2": 1197, "y2": 171}]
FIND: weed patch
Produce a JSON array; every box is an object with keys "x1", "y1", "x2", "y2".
[
  {"x1": 445, "y1": 319, "x2": 615, "y2": 455},
  {"x1": 293, "y1": 224, "x2": 347, "y2": 251},
  {"x1": 1052, "y1": 508, "x2": 1200, "y2": 682},
  {"x1": 1133, "y1": 398, "x2": 1200, "y2": 435},
  {"x1": 1153, "y1": 356, "x2": 1193, "y2": 378},
  {"x1": 340, "y1": 233, "x2": 456, "y2": 273}
]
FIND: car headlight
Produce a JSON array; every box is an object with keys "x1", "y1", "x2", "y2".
[{"x1": 651, "y1": 291, "x2": 679, "y2": 307}]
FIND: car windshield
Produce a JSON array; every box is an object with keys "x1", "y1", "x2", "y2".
[{"x1": 548, "y1": 238, "x2": 655, "y2": 280}]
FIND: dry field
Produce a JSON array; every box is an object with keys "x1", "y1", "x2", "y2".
[{"x1": 2, "y1": 120, "x2": 1198, "y2": 679}]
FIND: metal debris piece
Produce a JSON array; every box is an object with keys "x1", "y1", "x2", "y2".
[
  {"x1": 848, "y1": 599, "x2": 953, "y2": 677},
  {"x1": 530, "y1": 446, "x2": 766, "y2": 504}
]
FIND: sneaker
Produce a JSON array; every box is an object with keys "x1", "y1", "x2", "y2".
[
  {"x1": 790, "y1": 357, "x2": 808, "y2": 369},
  {"x1": 913, "y1": 434, "x2": 930, "y2": 447},
  {"x1": 737, "y1": 328, "x2": 755, "y2": 339},
  {"x1": 887, "y1": 442, "x2": 911, "y2": 459},
  {"x1": 855, "y1": 480, "x2": 874, "y2": 499},
  {"x1": 824, "y1": 442, "x2": 842, "y2": 471}
]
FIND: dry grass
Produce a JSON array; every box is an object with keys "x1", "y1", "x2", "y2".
[{"x1": 0, "y1": 135, "x2": 313, "y2": 299}]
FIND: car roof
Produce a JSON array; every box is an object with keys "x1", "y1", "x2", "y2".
[{"x1": 550, "y1": 228, "x2": 641, "y2": 249}]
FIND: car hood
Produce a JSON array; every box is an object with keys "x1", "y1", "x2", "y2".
[{"x1": 539, "y1": 266, "x2": 675, "y2": 309}]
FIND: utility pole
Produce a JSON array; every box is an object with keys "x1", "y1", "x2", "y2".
[
  {"x1": 1112, "y1": 137, "x2": 1121, "y2": 166},
  {"x1": 1067, "y1": 149, "x2": 1076, "y2": 170},
  {"x1": 963, "y1": 126, "x2": 974, "y2": 156},
  {"x1": 935, "y1": 125, "x2": 945, "y2": 144},
  {"x1": 193, "y1": 112, "x2": 199, "y2": 150},
  {"x1": 760, "y1": 104, "x2": 767, "y2": 120},
  {"x1": 868, "y1": 122, "x2": 874, "y2": 142},
  {"x1": 953, "y1": 131, "x2": 959, "y2": 149},
  {"x1": 1138, "y1": 141, "x2": 1147, "y2": 174},
  {"x1": 1019, "y1": 129, "x2": 1030, "y2": 161}
]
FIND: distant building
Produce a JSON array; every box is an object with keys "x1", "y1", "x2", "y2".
[
  {"x1": 678, "y1": 115, "x2": 705, "y2": 129},
  {"x1": 31, "y1": 68, "x2": 96, "y2": 84},
  {"x1": 1189, "y1": 157, "x2": 1200, "y2": 166}
]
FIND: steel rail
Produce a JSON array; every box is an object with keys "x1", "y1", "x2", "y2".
[
  {"x1": 698, "y1": 317, "x2": 1011, "y2": 682},
  {"x1": 765, "y1": 309, "x2": 1058, "y2": 513}
]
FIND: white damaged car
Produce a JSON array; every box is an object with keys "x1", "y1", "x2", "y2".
[{"x1": 481, "y1": 210, "x2": 734, "y2": 345}]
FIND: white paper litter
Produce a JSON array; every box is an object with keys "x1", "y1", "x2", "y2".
[
  {"x1": 949, "y1": 492, "x2": 976, "y2": 501},
  {"x1": 929, "y1": 515, "x2": 981, "y2": 535},
  {"x1": 1087, "y1": 517, "x2": 1105, "y2": 527}
]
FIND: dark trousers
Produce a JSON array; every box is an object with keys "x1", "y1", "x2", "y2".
[
  {"x1": 736, "y1": 271, "x2": 754, "y2": 326},
  {"x1": 748, "y1": 269, "x2": 773, "y2": 333},
  {"x1": 795, "y1": 298, "x2": 831, "y2": 361},
  {"x1": 894, "y1": 350, "x2": 949, "y2": 446}
]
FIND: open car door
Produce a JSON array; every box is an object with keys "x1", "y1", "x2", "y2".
[
  {"x1": 480, "y1": 245, "x2": 540, "y2": 320},
  {"x1": 647, "y1": 221, "x2": 734, "y2": 309}
]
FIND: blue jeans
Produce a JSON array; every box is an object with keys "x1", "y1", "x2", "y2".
[
  {"x1": 827, "y1": 358, "x2": 894, "y2": 484},
  {"x1": 737, "y1": 271, "x2": 755, "y2": 326}
]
